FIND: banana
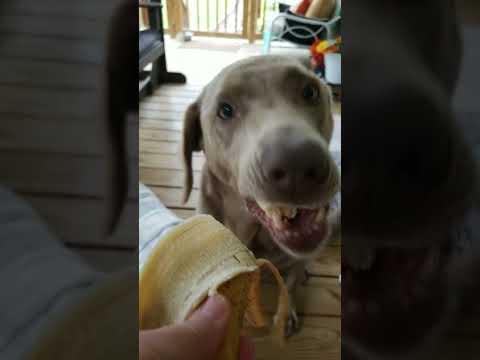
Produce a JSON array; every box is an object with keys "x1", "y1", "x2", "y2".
[{"x1": 139, "y1": 214, "x2": 289, "y2": 360}]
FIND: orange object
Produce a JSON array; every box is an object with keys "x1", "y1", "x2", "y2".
[
  {"x1": 295, "y1": 0, "x2": 312, "y2": 15},
  {"x1": 310, "y1": 37, "x2": 341, "y2": 71}
]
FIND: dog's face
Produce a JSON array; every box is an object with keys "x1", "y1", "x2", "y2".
[
  {"x1": 183, "y1": 55, "x2": 339, "y2": 258},
  {"x1": 342, "y1": 1, "x2": 477, "y2": 359}
]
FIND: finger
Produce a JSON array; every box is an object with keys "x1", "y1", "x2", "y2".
[
  {"x1": 140, "y1": 295, "x2": 230, "y2": 360},
  {"x1": 239, "y1": 336, "x2": 256, "y2": 360}
]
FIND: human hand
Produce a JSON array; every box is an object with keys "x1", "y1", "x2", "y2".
[{"x1": 139, "y1": 294, "x2": 255, "y2": 360}]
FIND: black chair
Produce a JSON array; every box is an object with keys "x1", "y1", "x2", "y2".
[{"x1": 139, "y1": 0, "x2": 186, "y2": 99}]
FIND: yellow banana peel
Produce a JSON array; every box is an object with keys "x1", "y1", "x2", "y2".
[{"x1": 139, "y1": 215, "x2": 289, "y2": 360}]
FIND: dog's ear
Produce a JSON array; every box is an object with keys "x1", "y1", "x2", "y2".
[{"x1": 182, "y1": 100, "x2": 203, "y2": 203}]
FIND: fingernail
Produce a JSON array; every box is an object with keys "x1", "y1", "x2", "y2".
[{"x1": 197, "y1": 295, "x2": 230, "y2": 326}]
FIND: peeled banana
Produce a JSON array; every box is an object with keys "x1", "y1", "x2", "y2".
[{"x1": 139, "y1": 214, "x2": 289, "y2": 360}]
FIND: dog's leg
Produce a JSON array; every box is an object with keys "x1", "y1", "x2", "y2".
[{"x1": 284, "y1": 261, "x2": 308, "y2": 337}]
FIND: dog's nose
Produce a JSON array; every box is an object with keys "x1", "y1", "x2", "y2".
[{"x1": 261, "y1": 127, "x2": 330, "y2": 200}]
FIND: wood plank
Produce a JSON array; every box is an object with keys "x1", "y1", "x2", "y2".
[
  {"x1": 191, "y1": 31, "x2": 245, "y2": 39},
  {"x1": 0, "y1": 15, "x2": 107, "y2": 40},
  {"x1": 150, "y1": 186, "x2": 199, "y2": 209},
  {"x1": 152, "y1": 88, "x2": 201, "y2": 99},
  {"x1": 139, "y1": 140, "x2": 204, "y2": 161},
  {"x1": 140, "y1": 119, "x2": 183, "y2": 132},
  {"x1": 140, "y1": 101, "x2": 189, "y2": 113},
  {"x1": 140, "y1": 167, "x2": 202, "y2": 189},
  {"x1": 141, "y1": 6, "x2": 151, "y2": 27},
  {"x1": 0, "y1": 115, "x2": 104, "y2": 153},
  {"x1": 139, "y1": 140, "x2": 181, "y2": 155},
  {"x1": 0, "y1": 151, "x2": 137, "y2": 199},
  {"x1": 0, "y1": 59, "x2": 98, "y2": 89},
  {"x1": 165, "y1": 0, "x2": 181, "y2": 37},
  {"x1": 0, "y1": 0, "x2": 117, "y2": 18},
  {"x1": 140, "y1": 108, "x2": 184, "y2": 117},
  {"x1": 247, "y1": 0, "x2": 260, "y2": 43},
  {"x1": 307, "y1": 247, "x2": 341, "y2": 278},
  {"x1": 0, "y1": 85, "x2": 99, "y2": 117},
  {"x1": 0, "y1": 35, "x2": 104, "y2": 64},
  {"x1": 139, "y1": 140, "x2": 204, "y2": 157},
  {"x1": 262, "y1": 276, "x2": 340, "y2": 317},
  {"x1": 140, "y1": 111, "x2": 184, "y2": 122},
  {"x1": 248, "y1": 316, "x2": 340, "y2": 360},
  {"x1": 141, "y1": 95, "x2": 196, "y2": 105},
  {"x1": 242, "y1": 0, "x2": 250, "y2": 38},
  {"x1": 174, "y1": 0, "x2": 185, "y2": 36},
  {"x1": 139, "y1": 128, "x2": 182, "y2": 143},
  {"x1": 0, "y1": 116, "x2": 137, "y2": 156},
  {"x1": 140, "y1": 152, "x2": 205, "y2": 171},
  {"x1": 331, "y1": 101, "x2": 341, "y2": 115},
  {"x1": 147, "y1": 92, "x2": 198, "y2": 101},
  {"x1": 21, "y1": 195, "x2": 138, "y2": 248},
  {"x1": 153, "y1": 84, "x2": 203, "y2": 92}
]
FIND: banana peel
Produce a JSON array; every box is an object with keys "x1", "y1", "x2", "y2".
[{"x1": 139, "y1": 214, "x2": 289, "y2": 360}]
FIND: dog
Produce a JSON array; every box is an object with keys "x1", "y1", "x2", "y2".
[
  {"x1": 182, "y1": 55, "x2": 340, "y2": 335},
  {"x1": 342, "y1": 1, "x2": 480, "y2": 359}
]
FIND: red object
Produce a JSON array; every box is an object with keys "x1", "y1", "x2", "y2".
[
  {"x1": 295, "y1": 0, "x2": 312, "y2": 15},
  {"x1": 310, "y1": 40, "x2": 323, "y2": 60},
  {"x1": 311, "y1": 55, "x2": 324, "y2": 70},
  {"x1": 309, "y1": 40, "x2": 324, "y2": 71}
]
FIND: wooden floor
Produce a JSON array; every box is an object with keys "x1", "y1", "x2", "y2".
[{"x1": 139, "y1": 83, "x2": 341, "y2": 360}]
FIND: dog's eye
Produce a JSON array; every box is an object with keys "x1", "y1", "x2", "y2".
[
  {"x1": 217, "y1": 102, "x2": 235, "y2": 120},
  {"x1": 303, "y1": 84, "x2": 320, "y2": 102}
]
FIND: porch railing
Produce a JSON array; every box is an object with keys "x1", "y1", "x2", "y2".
[{"x1": 160, "y1": 0, "x2": 277, "y2": 42}]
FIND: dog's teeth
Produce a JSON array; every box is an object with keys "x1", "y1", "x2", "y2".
[
  {"x1": 257, "y1": 200, "x2": 276, "y2": 217},
  {"x1": 287, "y1": 207, "x2": 297, "y2": 219},
  {"x1": 264, "y1": 207, "x2": 275, "y2": 217},
  {"x1": 258, "y1": 201, "x2": 298, "y2": 223},
  {"x1": 257, "y1": 200, "x2": 271, "y2": 211},
  {"x1": 271, "y1": 212, "x2": 283, "y2": 228},
  {"x1": 279, "y1": 206, "x2": 297, "y2": 220}
]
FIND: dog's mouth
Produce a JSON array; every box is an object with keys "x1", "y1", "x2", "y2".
[
  {"x1": 342, "y1": 241, "x2": 453, "y2": 354},
  {"x1": 245, "y1": 199, "x2": 332, "y2": 256}
]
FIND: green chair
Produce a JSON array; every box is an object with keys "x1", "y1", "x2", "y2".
[{"x1": 263, "y1": 0, "x2": 341, "y2": 53}]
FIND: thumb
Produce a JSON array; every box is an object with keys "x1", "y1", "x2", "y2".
[{"x1": 140, "y1": 295, "x2": 230, "y2": 360}]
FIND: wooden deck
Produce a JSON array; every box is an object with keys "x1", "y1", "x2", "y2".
[
  {"x1": 0, "y1": 0, "x2": 138, "y2": 269},
  {"x1": 139, "y1": 83, "x2": 341, "y2": 360}
]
